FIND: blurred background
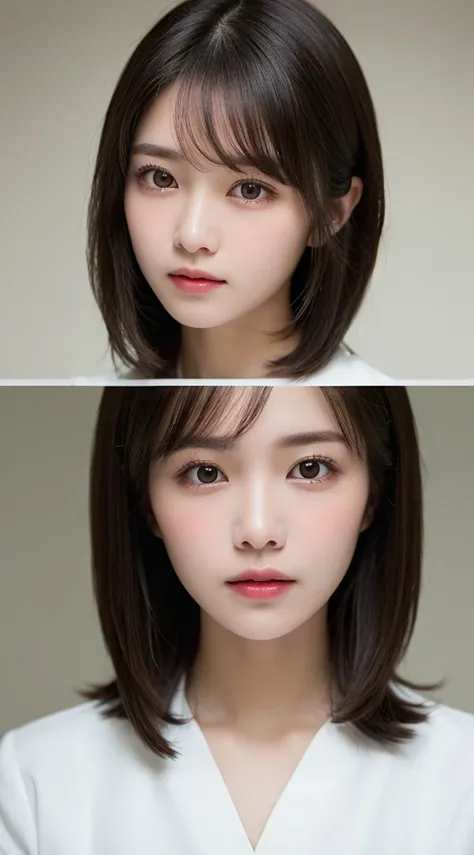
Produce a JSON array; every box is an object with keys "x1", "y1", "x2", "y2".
[
  {"x1": 0, "y1": 385, "x2": 473, "y2": 734},
  {"x1": 0, "y1": 0, "x2": 473, "y2": 379}
]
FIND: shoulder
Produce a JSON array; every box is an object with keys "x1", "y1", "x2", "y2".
[
  {"x1": 0, "y1": 701, "x2": 136, "y2": 778},
  {"x1": 69, "y1": 366, "x2": 136, "y2": 384},
  {"x1": 69, "y1": 373, "x2": 121, "y2": 385},
  {"x1": 300, "y1": 345, "x2": 394, "y2": 385},
  {"x1": 419, "y1": 695, "x2": 474, "y2": 749},
  {"x1": 69, "y1": 361, "x2": 146, "y2": 384},
  {"x1": 388, "y1": 684, "x2": 474, "y2": 763},
  {"x1": 2, "y1": 701, "x2": 105, "y2": 754},
  {"x1": 69, "y1": 367, "x2": 179, "y2": 385},
  {"x1": 0, "y1": 702, "x2": 165, "y2": 851},
  {"x1": 341, "y1": 684, "x2": 474, "y2": 803}
]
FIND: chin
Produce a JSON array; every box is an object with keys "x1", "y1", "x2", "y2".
[
  {"x1": 229, "y1": 620, "x2": 300, "y2": 642},
  {"x1": 150, "y1": 297, "x2": 229, "y2": 328},
  {"x1": 175, "y1": 315, "x2": 226, "y2": 330}
]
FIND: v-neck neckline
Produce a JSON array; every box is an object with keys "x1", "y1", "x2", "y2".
[{"x1": 164, "y1": 675, "x2": 345, "y2": 855}]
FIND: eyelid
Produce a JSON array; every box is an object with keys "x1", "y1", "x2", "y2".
[{"x1": 229, "y1": 174, "x2": 277, "y2": 192}]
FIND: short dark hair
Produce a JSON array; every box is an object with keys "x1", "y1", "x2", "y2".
[
  {"x1": 87, "y1": 0, "x2": 385, "y2": 380},
  {"x1": 79, "y1": 387, "x2": 443, "y2": 759}
]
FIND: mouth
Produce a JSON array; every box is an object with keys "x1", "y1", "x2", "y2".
[
  {"x1": 168, "y1": 272, "x2": 227, "y2": 295},
  {"x1": 228, "y1": 568, "x2": 294, "y2": 583},
  {"x1": 169, "y1": 268, "x2": 227, "y2": 283},
  {"x1": 226, "y1": 578, "x2": 295, "y2": 600}
]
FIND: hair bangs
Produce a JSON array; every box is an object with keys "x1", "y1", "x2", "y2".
[
  {"x1": 322, "y1": 388, "x2": 372, "y2": 461},
  {"x1": 148, "y1": 387, "x2": 378, "y2": 466},
  {"x1": 151, "y1": 387, "x2": 272, "y2": 460},
  {"x1": 172, "y1": 77, "x2": 287, "y2": 185}
]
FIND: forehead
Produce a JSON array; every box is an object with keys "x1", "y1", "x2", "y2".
[{"x1": 134, "y1": 84, "x2": 187, "y2": 146}]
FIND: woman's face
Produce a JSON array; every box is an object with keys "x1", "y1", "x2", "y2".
[
  {"x1": 148, "y1": 388, "x2": 371, "y2": 641},
  {"x1": 124, "y1": 83, "x2": 313, "y2": 329}
]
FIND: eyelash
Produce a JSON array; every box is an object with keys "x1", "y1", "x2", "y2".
[
  {"x1": 174, "y1": 455, "x2": 339, "y2": 491},
  {"x1": 134, "y1": 163, "x2": 277, "y2": 206}
]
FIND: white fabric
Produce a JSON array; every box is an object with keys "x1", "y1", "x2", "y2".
[
  {"x1": 70, "y1": 346, "x2": 394, "y2": 385},
  {"x1": 1, "y1": 678, "x2": 474, "y2": 854}
]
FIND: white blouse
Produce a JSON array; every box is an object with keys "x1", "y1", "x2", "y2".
[
  {"x1": 1, "y1": 678, "x2": 474, "y2": 854},
  {"x1": 69, "y1": 346, "x2": 394, "y2": 386}
]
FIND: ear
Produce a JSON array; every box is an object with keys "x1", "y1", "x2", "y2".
[
  {"x1": 332, "y1": 176, "x2": 364, "y2": 234},
  {"x1": 146, "y1": 510, "x2": 163, "y2": 539},
  {"x1": 360, "y1": 495, "x2": 376, "y2": 533},
  {"x1": 307, "y1": 177, "x2": 364, "y2": 248}
]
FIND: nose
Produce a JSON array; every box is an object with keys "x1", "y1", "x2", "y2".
[
  {"x1": 232, "y1": 480, "x2": 286, "y2": 551},
  {"x1": 173, "y1": 190, "x2": 220, "y2": 255}
]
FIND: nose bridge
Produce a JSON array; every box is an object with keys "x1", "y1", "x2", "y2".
[
  {"x1": 174, "y1": 180, "x2": 219, "y2": 251},
  {"x1": 235, "y1": 469, "x2": 285, "y2": 548}
]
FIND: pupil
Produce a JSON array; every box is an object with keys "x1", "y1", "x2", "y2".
[
  {"x1": 301, "y1": 461, "x2": 320, "y2": 478},
  {"x1": 154, "y1": 171, "x2": 171, "y2": 188},
  {"x1": 243, "y1": 183, "x2": 260, "y2": 200},
  {"x1": 198, "y1": 466, "x2": 217, "y2": 483}
]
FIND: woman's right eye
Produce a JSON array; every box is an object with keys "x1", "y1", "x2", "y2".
[
  {"x1": 178, "y1": 463, "x2": 227, "y2": 488},
  {"x1": 136, "y1": 166, "x2": 178, "y2": 191}
]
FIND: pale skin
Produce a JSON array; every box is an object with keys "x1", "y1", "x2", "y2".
[
  {"x1": 125, "y1": 85, "x2": 363, "y2": 379},
  {"x1": 148, "y1": 388, "x2": 372, "y2": 848}
]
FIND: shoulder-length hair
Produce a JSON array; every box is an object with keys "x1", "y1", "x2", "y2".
[
  {"x1": 79, "y1": 386, "x2": 443, "y2": 759},
  {"x1": 87, "y1": 0, "x2": 385, "y2": 380}
]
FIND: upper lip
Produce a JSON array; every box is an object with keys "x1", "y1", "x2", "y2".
[
  {"x1": 169, "y1": 267, "x2": 225, "y2": 282},
  {"x1": 228, "y1": 568, "x2": 294, "y2": 583}
]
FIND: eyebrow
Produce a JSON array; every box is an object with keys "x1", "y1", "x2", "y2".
[
  {"x1": 131, "y1": 142, "x2": 258, "y2": 172},
  {"x1": 168, "y1": 430, "x2": 348, "y2": 455}
]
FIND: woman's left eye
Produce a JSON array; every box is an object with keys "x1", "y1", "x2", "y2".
[
  {"x1": 230, "y1": 181, "x2": 274, "y2": 203},
  {"x1": 289, "y1": 459, "x2": 332, "y2": 481}
]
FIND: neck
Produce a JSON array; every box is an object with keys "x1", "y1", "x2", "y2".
[
  {"x1": 179, "y1": 284, "x2": 299, "y2": 379},
  {"x1": 186, "y1": 609, "x2": 332, "y2": 736}
]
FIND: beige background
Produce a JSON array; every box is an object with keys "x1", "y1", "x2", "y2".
[
  {"x1": 0, "y1": 0, "x2": 473, "y2": 380},
  {"x1": 0, "y1": 386, "x2": 473, "y2": 735}
]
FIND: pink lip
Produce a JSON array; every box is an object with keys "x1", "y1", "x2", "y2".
[
  {"x1": 229, "y1": 568, "x2": 294, "y2": 583},
  {"x1": 227, "y1": 581, "x2": 295, "y2": 600},
  {"x1": 169, "y1": 274, "x2": 226, "y2": 294},
  {"x1": 169, "y1": 268, "x2": 226, "y2": 282}
]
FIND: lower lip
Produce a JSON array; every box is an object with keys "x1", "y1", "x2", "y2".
[
  {"x1": 227, "y1": 581, "x2": 295, "y2": 599},
  {"x1": 169, "y1": 274, "x2": 226, "y2": 294}
]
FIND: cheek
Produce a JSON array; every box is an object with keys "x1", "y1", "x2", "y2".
[
  {"x1": 238, "y1": 212, "x2": 308, "y2": 275},
  {"x1": 152, "y1": 496, "x2": 219, "y2": 571},
  {"x1": 295, "y1": 493, "x2": 367, "y2": 559},
  {"x1": 155, "y1": 499, "x2": 227, "y2": 607},
  {"x1": 124, "y1": 193, "x2": 159, "y2": 250},
  {"x1": 290, "y1": 495, "x2": 367, "y2": 609}
]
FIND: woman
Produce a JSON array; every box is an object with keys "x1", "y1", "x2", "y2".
[
  {"x1": 81, "y1": 0, "x2": 391, "y2": 382},
  {"x1": 1, "y1": 386, "x2": 473, "y2": 853}
]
